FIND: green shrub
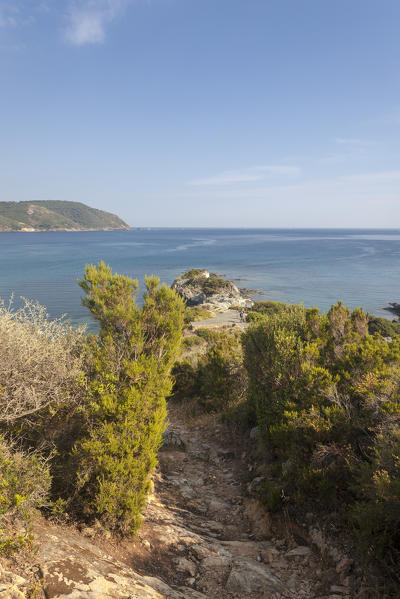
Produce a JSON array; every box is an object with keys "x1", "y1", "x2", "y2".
[
  {"x1": 184, "y1": 306, "x2": 215, "y2": 324},
  {"x1": 179, "y1": 270, "x2": 230, "y2": 297},
  {"x1": 182, "y1": 335, "x2": 205, "y2": 350},
  {"x1": 70, "y1": 262, "x2": 185, "y2": 535},
  {"x1": 171, "y1": 360, "x2": 199, "y2": 399},
  {"x1": 246, "y1": 311, "x2": 265, "y2": 323},
  {"x1": 201, "y1": 277, "x2": 230, "y2": 296},
  {"x1": 0, "y1": 436, "x2": 50, "y2": 555},
  {"x1": 193, "y1": 327, "x2": 222, "y2": 343},
  {"x1": 246, "y1": 301, "x2": 298, "y2": 323},
  {"x1": 260, "y1": 480, "x2": 282, "y2": 512},
  {"x1": 250, "y1": 300, "x2": 288, "y2": 315},
  {"x1": 180, "y1": 269, "x2": 207, "y2": 279},
  {"x1": 173, "y1": 329, "x2": 247, "y2": 411},
  {"x1": 351, "y1": 428, "x2": 400, "y2": 572},
  {"x1": 242, "y1": 300, "x2": 400, "y2": 576},
  {"x1": 368, "y1": 316, "x2": 400, "y2": 337},
  {"x1": 197, "y1": 330, "x2": 246, "y2": 410}
]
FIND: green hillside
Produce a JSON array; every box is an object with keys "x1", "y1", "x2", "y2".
[{"x1": 0, "y1": 201, "x2": 130, "y2": 232}]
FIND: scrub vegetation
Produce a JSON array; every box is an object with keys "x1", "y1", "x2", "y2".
[
  {"x1": 172, "y1": 300, "x2": 400, "y2": 588},
  {"x1": 1, "y1": 272, "x2": 400, "y2": 592},
  {"x1": 0, "y1": 262, "x2": 184, "y2": 549}
]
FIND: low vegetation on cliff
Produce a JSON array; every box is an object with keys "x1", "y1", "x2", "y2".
[{"x1": 0, "y1": 200, "x2": 130, "y2": 231}]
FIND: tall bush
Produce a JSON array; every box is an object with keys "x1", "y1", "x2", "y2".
[{"x1": 73, "y1": 262, "x2": 184, "y2": 534}]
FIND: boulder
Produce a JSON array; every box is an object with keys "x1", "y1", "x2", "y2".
[
  {"x1": 0, "y1": 585, "x2": 25, "y2": 599},
  {"x1": 286, "y1": 545, "x2": 312, "y2": 557},
  {"x1": 161, "y1": 429, "x2": 186, "y2": 451},
  {"x1": 225, "y1": 557, "x2": 284, "y2": 593},
  {"x1": 174, "y1": 557, "x2": 196, "y2": 577},
  {"x1": 33, "y1": 520, "x2": 195, "y2": 599}
]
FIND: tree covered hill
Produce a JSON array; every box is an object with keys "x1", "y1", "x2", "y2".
[{"x1": 0, "y1": 201, "x2": 130, "y2": 231}]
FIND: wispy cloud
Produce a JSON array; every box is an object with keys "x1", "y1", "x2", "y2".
[
  {"x1": 182, "y1": 170, "x2": 400, "y2": 209},
  {"x1": 334, "y1": 137, "x2": 374, "y2": 146},
  {"x1": 64, "y1": 0, "x2": 132, "y2": 46},
  {"x1": 0, "y1": 3, "x2": 21, "y2": 28},
  {"x1": 190, "y1": 164, "x2": 301, "y2": 186},
  {"x1": 0, "y1": 1, "x2": 47, "y2": 30}
]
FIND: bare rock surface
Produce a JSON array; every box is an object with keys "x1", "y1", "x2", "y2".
[
  {"x1": 172, "y1": 270, "x2": 253, "y2": 311},
  {"x1": 0, "y1": 406, "x2": 356, "y2": 598}
]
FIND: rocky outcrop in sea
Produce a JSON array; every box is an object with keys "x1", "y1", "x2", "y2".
[
  {"x1": 383, "y1": 302, "x2": 400, "y2": 316},
  {"x1": 172, "y1": 270, "x2": 253, "y2": 311}
]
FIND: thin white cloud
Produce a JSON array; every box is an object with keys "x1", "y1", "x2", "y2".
[
  {"x1": 181, "y1": 170, "x2": 400, "y2": 210},
  {"x1": 64, "y1": 0, "x2": 132, "y2": 46},
  {"x1": 338, "y1": 170, "x2": 400, "y2": 185},
  {"x1": 335, "y1": 137, "x2": 366, "y2": 145},
  {"x1": 0, "y1": 3, "x2": 20, "y2": 28},
  {"x1": 190, "y1": 164, "x2": 301, "y2": 186},
  {"x1": 0, "y1": 2, "x2": 44, "y2": 29},
  {"x1": 191, "y1": 173, "x2": 265, "y2": 186}
]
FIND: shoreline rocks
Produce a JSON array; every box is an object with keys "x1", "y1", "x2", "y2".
[
  {"x1": 383, "y1": 302, "x2": 400, "y2": 316},
  {"x1": 172, "y1": 270, "x2": 253, "y2": 312}
]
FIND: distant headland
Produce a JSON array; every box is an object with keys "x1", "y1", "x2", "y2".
[{"x1": 0, "y1": 201, "x2": 130, "y2": 232}]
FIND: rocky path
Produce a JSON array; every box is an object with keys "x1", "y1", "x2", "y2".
[
  {"x1": 144, "y1": 409, "x2": 353, "y2": 599},
  {"x1": 0, "y1": 407, "x2": 355, "y2": 599}
]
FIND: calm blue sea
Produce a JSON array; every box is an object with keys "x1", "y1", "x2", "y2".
[{"x1": 0, "y1": 228, "x2": 399, "y2": 326}]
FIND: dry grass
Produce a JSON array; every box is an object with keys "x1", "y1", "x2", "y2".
[{"x1": 0, "y1": 298, "x2": 85, "y2": 424}]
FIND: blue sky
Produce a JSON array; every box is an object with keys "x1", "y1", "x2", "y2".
[{"x1": 1, "y1": 0, "x2": 400, "y2": 227}]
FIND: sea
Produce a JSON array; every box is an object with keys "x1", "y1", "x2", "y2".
[{"x1": 0, "y1": 228, "x2": 399, "y2": 327}]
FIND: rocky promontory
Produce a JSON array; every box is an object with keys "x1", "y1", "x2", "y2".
[
  {"x1": 383, "y1": 302, "x2": 400, "y2": 317},
  {"x1": 172, "y1": 269, "x2": 253, "y2": 311},
  {"x1": 0, "y1": 200, "x2": 130, "y2": 232}
]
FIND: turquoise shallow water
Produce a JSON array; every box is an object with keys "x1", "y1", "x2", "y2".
[{"x1": 0, "y1": 228, "x2": 399, "y2": 325}]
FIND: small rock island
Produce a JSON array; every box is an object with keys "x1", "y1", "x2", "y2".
[
  {"x1": 0, "y1": 200, "x2": 130, "y2": 232},
  {"x1": 172, "y1": 269, "x2": 253, "y2": 311},
  {"x1": 384, "y1": 302, "x2": 400, "y2": 317}
]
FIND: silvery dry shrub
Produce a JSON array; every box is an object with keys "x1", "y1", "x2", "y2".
[
  {"x1": 0, "y1": 298, "x2": 85, "y2": 428},
  {"x1": 72, "y1": 262, "x2": 185, "y2": 535}
]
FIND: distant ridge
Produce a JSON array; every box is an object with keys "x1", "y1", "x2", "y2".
[{"x1": 0, "y1": 201, "x2": 130, "y2": 232}]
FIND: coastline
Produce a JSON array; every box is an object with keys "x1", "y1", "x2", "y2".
[{"x1": 0, "y1": 227, "x2": 131, "y2": 233}]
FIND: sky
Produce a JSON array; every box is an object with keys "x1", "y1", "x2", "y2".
[{"x1": 1, "y1": 0, "x2": 400, "y2": 227}]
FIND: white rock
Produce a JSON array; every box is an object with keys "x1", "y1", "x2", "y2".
[
  {"x1": 190, "y1": 544, "x2": 214, "y2": 560},
  {"x1": 225, "y1": 557, "x2": 283, "y2": 593},
  {"x1": 175, "y1": 557, "x2": 196, "y2": 578},
  {"x1": 202, "y1": 555, "x2": 232, "y2": 567},
  {"x1": 0, "y1": 585, "x2": 25, "y2": 599}
]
